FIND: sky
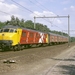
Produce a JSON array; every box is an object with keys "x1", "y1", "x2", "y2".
[{"x1": 0, "y1": 0, "x2": 75, "y2": 36}]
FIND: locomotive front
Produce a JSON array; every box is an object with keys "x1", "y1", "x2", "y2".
[{"x1": 0, "y1": 28, "x2": 17, "y2": 50}]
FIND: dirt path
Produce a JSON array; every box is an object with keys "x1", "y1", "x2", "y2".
[{"x1": 0, "y1": 42, "x2": 75, "y2": 75}]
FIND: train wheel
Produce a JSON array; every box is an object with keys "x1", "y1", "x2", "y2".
[
  {"x1": 17, "y1": 44, "x2": 21, "y2": 51},
  {"x1": 1, "y1": 48, "x2": 5, "y2": 51},
  {"x1": 14, "y1": 46, "x2": 18, "y2": 51},
  {"x1": 10, "y1": 47, "x2": 14, "y2": 51},
  {"x1": 21, "y1": 45, "x2": 25, "y2": 50}
]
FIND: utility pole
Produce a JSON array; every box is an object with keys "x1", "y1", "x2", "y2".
[
  {"x1": 68, "y1": 15, "x2": 70, "y2": 46},
  {"x1": 34, "y1": 16, "x2": 36, "y2": 29},
  {"x1": 34, "y1": 15, "x2": 70, "y2": 46}
]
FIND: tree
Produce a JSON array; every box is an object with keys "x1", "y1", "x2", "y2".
[
  {"x1": 35, "y1": 23, "x2": 43, "y2": 31},
  {"x1": 43, "y1": 25, "x2": 51, "y2": 32},
  {"x1": 15, "y1": 17, "x2": 20, "y2": 25},
  {"x1": 25, "y1": 20, "x2": 34, "y2": 29},
  {"x1": 0, "y1": 21, "x2": 5, "y2": 28},
  {"x1": 70, "y1": 37, "x2": 75, "y2": 42},
  {"x1": 10, "y1": 15, "x2": 16, "y2": 25},
  {"x1": 20, "y1": 19, "x2": 25, "y2": 27}
]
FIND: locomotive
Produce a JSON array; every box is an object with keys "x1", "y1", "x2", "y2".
[{"x1": 0, "y1": 25, "x2": 68, "y2": 51}]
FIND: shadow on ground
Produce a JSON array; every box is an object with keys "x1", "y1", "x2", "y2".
[
  {"x1": 51, "y1": 58, "x2": 75, "y2": 62},
  {"x1": 51, "y1": 56, "x2": 75, "y2": 75},
  {"x1": 58, "y1": 64, "x2": 75, "y2": 75}
]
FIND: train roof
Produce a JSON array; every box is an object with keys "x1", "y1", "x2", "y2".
[
  {"x1": 2, "y1": 25, "x2": 68, "y2": 38},
  {"x1": 1, "y1": 25, "x2": 47, "y2": 33},
  {"x1": 2, "y1": 25, "x2": 20, "y2": 29},
  {"x1": 49, "y1": 32, "x2": 68, "y2": 38}
]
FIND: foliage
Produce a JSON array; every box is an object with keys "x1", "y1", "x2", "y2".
[
  {"x1": 10, "y1": 15, "x2": 16, "y2": 25},
  {"x1": 0, "y1": 21, "x2": 5, "y2": 28},
  {"x1": 0, "y1": 15, "x2": 69, "y2": 37},
  {"x1": 70, "y1": 37, "x2": 75, "y2": 42},
  {"x1": 24, "y1": 20, "x2": 34, "y2": 29},
  {"x1": 20, "y1": 19, "x2": 25, "y2": 27},
  {"x1": 51, "y1": 30, "x2": 68, "y2": 36}
]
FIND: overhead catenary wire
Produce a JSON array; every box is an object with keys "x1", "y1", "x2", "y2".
[
  {"x1": 0, "y1": 10, "x2": 11, "y2": 15},
  {"x1": 35, "y1": 0, "x2": 51, "y2": 11},
  {"x1": 0, "y1": 10, "x2": 63, "y2": 31},
  {"x1": 28, "y1": 0, "x2": 53, "y2": 24},
  {"x1": 35, "y1": 0, "x2": 62, "y2": 28},
  {"x1": 28, "y1": 0, "x2": 44, "y2": 10},
  {"x1": 1, "y1": 0, "x2": 65, "y2": 31},
  {"x1": 11, "y1": 0, "x2": 33, "y2": 13},
  {"x1": 0, "y1": 1, "x2": 22, "y2": 17},
  {"x1": 33, "y1": 0, "x2": 65, "y2": 30},
  {"x1": 12, "y1": 0, "x2": 65, "y2": 31},
  {"x1": 29, "y1": 0, "x2": 63, "y2": 29},
  {"x1": 0, "y1": 0, "x2": 52, "y2": 27},
  {"x1": 11, "y1": 0, "x2": 53, "y2": 24},
  {"x1": 0, "y1": 10, "x2": 25, "y2": 21}
]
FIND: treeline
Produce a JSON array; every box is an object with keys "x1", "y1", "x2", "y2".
[
  {"x1": 70, "y1": 37, "x2": 75, "y2": 42},
  {"x1": 2, "y1": 16, "x2": 68, "y2": 35},
  {"x1": 5, "y1": 15, "x2": 50, "y2": 33},
  {"x1": 0, "y1": 15, "x2": 75, "y2": 42}
]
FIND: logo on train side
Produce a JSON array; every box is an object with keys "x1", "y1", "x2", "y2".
[{"x1": 38, "y1": 32, "x2": 44, "y2": 43}]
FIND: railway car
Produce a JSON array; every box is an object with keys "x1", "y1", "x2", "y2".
[
  {"x1": 0, "y1": 25, "x2": 68, "y2": 51},
  {"x1": 49, "y1": 33, "x2": 58, "y2": 44},
  {"x1": 47, "y1": 32, "x2": 68, "y2": 45}
]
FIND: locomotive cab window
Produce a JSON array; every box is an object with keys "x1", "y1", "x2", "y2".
[
  {"x1": 0, "y1": 29, "x2": 9, "y2": 32},
  {"x1": 0, "y1": 29, "x2": 2, "y2": 32},
  {"x1": 10, "y1": 29, "x2": 14, "y2": 32},
  {"x1": 10, "y1": 29, "x2": 17, "y2": 33},
  {"x1": 0, "y1": 28, "x2": 17, "y2": 33},
  {"x1": 4, "y1": 29, "x2": 9, "y2": 32}
]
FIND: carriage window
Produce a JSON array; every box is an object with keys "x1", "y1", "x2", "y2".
[
  {"x1": 52, "y1": 36, "x2": 54, "y2": 41},
  {"x1": 30, "y1": 33, "x2": 33, "y2": 37},
  {"x1": 22, "y1": 32, "x2": 26, "y2": 37},
  {"x1": 36, "y1": 33, "x2": 39, "y2": 37}
]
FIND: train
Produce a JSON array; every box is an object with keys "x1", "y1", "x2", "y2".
[{"x1": 0, "y1": 25, "x2": 68, "y2": 51}]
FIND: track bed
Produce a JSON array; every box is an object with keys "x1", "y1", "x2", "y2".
[{"x1": 0, "y1": 42, "x2": 75, "y2": 75}]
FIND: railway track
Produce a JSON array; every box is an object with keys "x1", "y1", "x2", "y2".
[{"x1": 0, "y1": 43, "x2": 74, "y2": 61}]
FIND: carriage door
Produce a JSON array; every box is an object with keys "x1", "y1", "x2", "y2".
[{"x1": 48, "y1": 34, "x2": 50, "y2": 43}]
